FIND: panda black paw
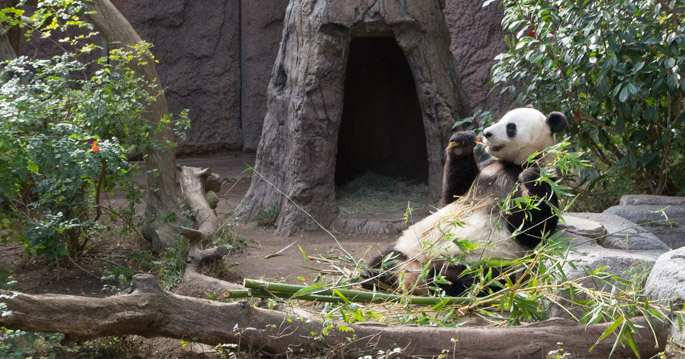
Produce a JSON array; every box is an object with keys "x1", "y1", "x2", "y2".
[
  {"x1": 447, "y1": 131, "x2": 477, "y2": 156},
  {"x1": 519, "y1": 166, "x2": 541, "y2": 184},
  {"x1": 519, "y1": 167, "x2": 553, "y2": 198}
]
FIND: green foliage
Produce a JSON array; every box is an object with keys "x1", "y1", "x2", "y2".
[
  {"x1": 0, "y1": 1, "x2": 189, "y2": 257},
  {"x1": 486, "y1": 0, "x2": 685, "y2": 196},
  {"x1": 0, "y1": 329, "x2": 55, "y2": 359},
  {"x1": 255, "y1": 202, "x2": 279, "y2": 227},
  {"x1": 154, "y1": 240, "x2": 188, "y2": 290}
]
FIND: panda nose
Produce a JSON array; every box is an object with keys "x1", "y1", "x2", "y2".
[{"x1": 483, "y1": 131, "x2": 493, "y2": 139}]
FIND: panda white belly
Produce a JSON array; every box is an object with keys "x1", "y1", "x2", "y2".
[{"x1": 393, "y1": 199, "x2": 529, "y2": 266}]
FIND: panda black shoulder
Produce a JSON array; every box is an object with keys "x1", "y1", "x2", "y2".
[{"x1": 474, "y1": 158, "x2": 523, "y2": 196}]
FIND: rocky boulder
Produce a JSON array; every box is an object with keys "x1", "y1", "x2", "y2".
[
  {"x1": 549, "y1": 214, "x2": 669, "y2": 318},
  {"x1": 644, "y1": 247, "x2": 685, "y2": 345},
  {"x1": 603, "y1": 195, "x2": 685, "y2": 249}
]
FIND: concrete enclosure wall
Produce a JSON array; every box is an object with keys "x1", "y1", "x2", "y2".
[
  {"x1": 110, "y1": 0, "x2": 289, "y2": 155},
  {"x1": 101, "y1": 0, "x2": 506, "y2": 155}
]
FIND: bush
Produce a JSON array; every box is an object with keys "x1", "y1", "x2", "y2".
[
  {"x1": 0, "y1": 1, "x2": 189, "y2": 257},
  {"x1": 486, "y1": 0, "x2": 685, "y2": 196}
]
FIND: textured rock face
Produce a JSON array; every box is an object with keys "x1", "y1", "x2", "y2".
[
  {"x1": 603, "y1": 195, "x2": 685, "y2": 249},
  {"x1": 646, "y1": 247, "x2": 685, "y2": 301},
  {"x1": 111, "y1": 0, "x2": 242, "y2": 155},
  {"x1": 16, "y1": 1, "x2": 508, "y2": 155},
  {"x1": 238, "y1": 0, "x2": 469, "y2": 235},
  {"x1": 240, "y1": 0, "x2": 290, "y2": 151},
  {"x1": 444, "y1": 0, "x2": 510, "y2": 114},
  {"x1": 645, "y1": 247, "x2": 685, "y2": 345},
  {"x1": 571, "y1": 212, "x2": 670, "y2": 251},
  {"x1": 110, "y1": 0, "x2": 288, "y2": 155}
]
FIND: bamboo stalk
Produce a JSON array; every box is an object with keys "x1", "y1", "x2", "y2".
[
  {"x1": 249, "y1": 288, "x2": 351, "y2": 303},
  {"x1": 243, "y1": 279, "x2": 472, "y2": 305},
  {"x1": 220, "y1": 289, "x2": 252, "y2": 299}
]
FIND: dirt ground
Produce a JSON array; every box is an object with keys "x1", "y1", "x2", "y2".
[
  {"x1": 1, "y1": 153, "x2": 400, "y2": 295},
  {"x1": 178, "y1": 153, "x2": 398, "y2": 286}
]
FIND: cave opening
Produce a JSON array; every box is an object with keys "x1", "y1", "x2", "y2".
[{"x1": 335, "y1": 36, "x2": 429, "y2": 188}]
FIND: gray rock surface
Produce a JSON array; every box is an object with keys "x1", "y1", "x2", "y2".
[
  {"x1": 444, "y1": 0, "x2": 510, "y2": 114},
  {"x1": 240, "y1": 0, "x2": 289, "y2": 152},
  {"x1": 112, "y1": 0, "x2": 243, "y2": 155},
  {"x1": 603, "y1": 195, "x2": 685, "y2": 249},
  {"x1": 562, "y1": 241, "x2": 664, "y2": 286},
  {"x1": 571, "y1": 212, "x2": 670, "y2": 251},
  {"x1": 620, "y1": 195, "x2": 685, "y2": 206},
  {"x1": 645, "y1": 247, "x2": 685, "y2": 302},
  {"x1": 644, "y1": 247, "x2": 685, "y2": 345},
  {"x1": 557, "y1": 214, "x2": 607, "y2": 238},
  {"x1": 548, "y1": 237, "x2": 665, "y2": 318},
  {"x1": 20, "y1": 1, "x2": 511, "y2": 156}
]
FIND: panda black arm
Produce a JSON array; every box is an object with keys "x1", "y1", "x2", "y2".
[
  {"x1": 506, "y1": 166, "x2": 560, "y2": 248},
  {"x1": 440, "y1": 131, "x2": 480, "y2": 206}
]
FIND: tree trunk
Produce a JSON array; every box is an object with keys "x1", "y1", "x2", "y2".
[
  {"x1": 0, "y1": 23, "x2": 16, "y2": 61},
  {"x1": 0, "y1": 0, "x2": 20, "y2": 57},
  {"x1": 85, "y1": 0, "x2": 180, "y2": 252},
  {"x1": 0, "y1": 274, "x2": 668, "y2": 359}
]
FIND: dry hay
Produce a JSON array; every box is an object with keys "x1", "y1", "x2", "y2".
[{"x1": 336, "y1": 173, "x2": 430, "y2": 215}]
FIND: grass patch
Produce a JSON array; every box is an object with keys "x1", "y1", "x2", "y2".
[{"x1": 336, "y1": 173, "x2": 429, "y2": 215}]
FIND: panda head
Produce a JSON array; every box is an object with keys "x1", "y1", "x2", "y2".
[{"x1": 482, "y1": 107, "x2": 567, "y2": 165}]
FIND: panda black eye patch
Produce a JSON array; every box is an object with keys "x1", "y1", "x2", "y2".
[{"x1": 506, "y1": 123, "x2": 517, "y2": 137}]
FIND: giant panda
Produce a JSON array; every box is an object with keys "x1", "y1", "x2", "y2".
[{"x1": 363, "y1": 107, "x2": 568, "y2": 295}]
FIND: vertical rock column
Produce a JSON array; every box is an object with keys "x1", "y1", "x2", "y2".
[{"x1": 239, "y1": 0, "x2": 468, "y2": 235}]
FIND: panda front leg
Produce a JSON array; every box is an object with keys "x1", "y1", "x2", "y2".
[
  {"x1": 361, "y1": 248, "x2": 431, "y2": 294},
  {"x1": 441, "y1": 131, "x2": 480, "y2": 206},
  {"x1": 506, "y1": 166, "x2": 560, "y2": 248}
]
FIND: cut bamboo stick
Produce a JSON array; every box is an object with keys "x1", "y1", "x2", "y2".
[{"x1": 243, "y1": 279, "x2": 472, "y2": 305}]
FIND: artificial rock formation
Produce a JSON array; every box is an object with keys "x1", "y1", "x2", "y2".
[
  {"x1": 239, "y1": 0, "x2": 469, "y2": 235},
  {"x1": 109, "y1": 0, "x2": 289, "y2": 154},
  {"x1": 444, "y1": 0, "x2": 510, "y2": 113}
]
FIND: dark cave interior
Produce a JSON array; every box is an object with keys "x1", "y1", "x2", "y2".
[{"x1": 335, "y1": 36, "x2": 429, "y2": 186}]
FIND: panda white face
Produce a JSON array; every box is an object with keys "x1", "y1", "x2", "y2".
[{"x1": 482, "y1": 108, "x2": 566, "y2": 165}]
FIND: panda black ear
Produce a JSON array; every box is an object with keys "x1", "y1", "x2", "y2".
[{"x1": 547, "y1": 112, "x2": 567, "y2": 133}]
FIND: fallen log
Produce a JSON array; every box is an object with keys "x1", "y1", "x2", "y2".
[
  {"x1": 0, "y1": 274, "x2": 668, "y2": 358},
  {"x1": 176, "y1": 166, "x2": 243, "y2": 295}
]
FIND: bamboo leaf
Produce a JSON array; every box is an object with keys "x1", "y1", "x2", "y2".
[
  {"x1": 292, "y1": 284, "x2": 325, "y2": 297},
  {"x1": 621, "y1": 325, "x2": 640, "y2": 359},
  {"x1": 591, "y1": 316, "x2": 623, "y2": 351}
]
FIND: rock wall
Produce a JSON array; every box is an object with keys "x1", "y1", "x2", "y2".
[
  {"x1": 108, "y1": 0, "x2": 507, "y2": 154},
  {"x1": 444, "y1": 0, "x2": 510, "y2": 114},
  {"x1": 110, "y1": 0, "x2": 288, "y2": 155},
  {"x1": 240, "y1": 0, "x2": 291, "y2": 151}
]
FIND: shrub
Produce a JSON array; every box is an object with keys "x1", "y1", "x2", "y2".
[
  {"x1": 0, "y1": 1, "x2": 189, "y2": 257},
  {"x1": 486, "y1": 0, "x2": 685, "y2": 196}
]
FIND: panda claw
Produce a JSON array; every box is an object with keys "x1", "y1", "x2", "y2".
[{"x1": 447, "y1": 131, "x2": 477, "y2": 150}]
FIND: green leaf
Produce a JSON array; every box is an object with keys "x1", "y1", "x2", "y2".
[
  {"x1": 615, "y1": 117, "x2": 625, "y2": 133},
  {"x1": 665, "y1": 57, "x2": 676, "y2": 68},
  {"x1": 640, "y1": 152, "x2": 658, "y2": 165},
  {"x1": 591, "y1": 316, "x2": 624, "y2": 352},
  {"x1": 622, "y1": 327, "x2": 640, "y2": 359},
  {"x1": 627, "y1": 83, "x2": 639, "y2": 95},
  {"x1": 292, "y1": 284, "x2": 325, "y2": 298},
  {"x1": 619, "y1": 86, "x2": 630, "y2": 102}
]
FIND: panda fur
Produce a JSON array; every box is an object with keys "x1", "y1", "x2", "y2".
[{"x1": 363, "y1": 108, "x2": 568, "y2": 295}]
